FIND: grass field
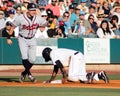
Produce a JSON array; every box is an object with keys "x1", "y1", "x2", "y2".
[
  {"x1": 0, "y1": 74, "x2": 119, "y2": 96},
  {"x1": 0, "y1": 87, "x2": 119, "y2": 96}
]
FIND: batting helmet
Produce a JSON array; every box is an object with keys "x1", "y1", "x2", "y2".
[{"x1": 42, "y1": 47, "x2": 52, "y2": 62}]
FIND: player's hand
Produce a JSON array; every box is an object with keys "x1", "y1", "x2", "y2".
[
  {"x1": 62, "y1": 77, "x2": 67, "y2": 84},
  {"x1": 7, "y1": 39, "x2": 12, "y2": 45},
  {"x1": 43, "y1": 80, "x2": 51, "y2": 84}
]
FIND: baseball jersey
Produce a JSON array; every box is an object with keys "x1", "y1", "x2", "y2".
[
  {"x1": 12, "y1": 13, "x2": 47, "y2": 38},
  {"x1": 50, "y1": 48, "x2": 77, "y2": 65}
]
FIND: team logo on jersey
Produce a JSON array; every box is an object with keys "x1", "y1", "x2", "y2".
[{"x1": 22, "y1": 23, "x2": 39, "y2": 30}]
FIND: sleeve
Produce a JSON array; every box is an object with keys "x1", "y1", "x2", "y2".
[
  {"x1": 96, "y1": 28, "x2": 105, "y2": 38},
  {"x1": 38, "y1": 17, "x2": 47, "y2": 26},
  {"x1": 12, "y1": 16, "x2": 21, "y2": 28}
]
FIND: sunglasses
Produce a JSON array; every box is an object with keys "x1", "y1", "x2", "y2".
[
  {"x1": 89, "y1": 18, "x2": 94, "y2": 20},
  {"x1": 64, "y1": 15, "x2": 69, "y2": 17},
  {"x1": 42, "y1": 15, "x2": 47, "y2": 17}
]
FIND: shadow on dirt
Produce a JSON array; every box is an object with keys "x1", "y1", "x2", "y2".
[{"x1": 0, "y1": 78, "x2": 19, "y2": 82}]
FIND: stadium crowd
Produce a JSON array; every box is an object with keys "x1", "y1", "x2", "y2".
[{"x1": 0, "y1": 0, "x2": 120, "y2": 44}]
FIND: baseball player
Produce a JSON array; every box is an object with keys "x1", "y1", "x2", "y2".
[
  {"x1": 42, "y1": 47, "x2": 109, "y2": 84},
  {"x1": 10, "y1": 3, "x2": 47, "y2": 82}
]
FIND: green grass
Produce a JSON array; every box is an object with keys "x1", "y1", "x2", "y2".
[
  {"x1": 0, "y1": 87, "x2": 119, "y2": 96},
  {"x1": 0, "y1": 74, "x2": 119, "y2": 96}
]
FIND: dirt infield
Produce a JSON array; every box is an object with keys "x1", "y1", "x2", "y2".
[
  {"x1": 0, "y1": 69, "x2": 120, "y2": 89},
  {"x1": 0, "y1": 80, "x2": 119, "y2": 89}
]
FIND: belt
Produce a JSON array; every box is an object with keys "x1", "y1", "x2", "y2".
[
  {"x1": 74, "y1": 51, "x2": 79, "y2": 55},
  {"x1": 19, "y1": 34, "x2": 34, "y2": 39}
]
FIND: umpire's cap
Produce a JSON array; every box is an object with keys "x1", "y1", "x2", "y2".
[
  {"x1": 27, "y1": 3, "x2": 36, "y2": 10},
  {"x1": 42, "y1": 47, "x2": 52, "y2": 62}
]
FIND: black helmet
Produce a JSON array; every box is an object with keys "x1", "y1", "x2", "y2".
[
  {"x1": 27, "y1": 3, "x2": 36, "y2": 10},
  {"x1": 42, "y1": 47, "x2": 52, "y2": 62}
]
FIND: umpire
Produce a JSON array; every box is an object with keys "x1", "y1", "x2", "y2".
[{"x1": 10, "y1": 3, "x2": 47, "y2": 82}]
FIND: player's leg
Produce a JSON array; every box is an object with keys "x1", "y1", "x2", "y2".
[
  {"x1": 18, "y1": 37, "x2": 29, "y2": 82},
  {"x1": 68, "y1": 53, "x2": 88, "y2": 83},
  {"x1": 27, "y1": 38, "x2": 37, "y2": 82},
  {"x1": 93, "y1": 71, "x2": 109, "y2": 83}
]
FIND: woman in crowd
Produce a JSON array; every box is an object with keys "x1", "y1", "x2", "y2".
[
  {"x1": 109, "y1": 15, "x2": 120, "y2": 36},
  {"x1": 88, "y1": 14, "x2": 98, "y2": 34},
  {"x1": 96, "y1": 20, "x2": 118, "y2": 38}
]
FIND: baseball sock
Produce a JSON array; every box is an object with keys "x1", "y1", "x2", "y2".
[{"x1": 22, "y1": 59, "x2": 31, "y2": 75}]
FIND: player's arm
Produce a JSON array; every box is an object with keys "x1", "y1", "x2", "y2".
[
  {"x1": 47, "y1": 65, "x2": 59, "y2": 83},
  {"x1": 55, "y1": 60, "x2": 67, "y2": 84}
]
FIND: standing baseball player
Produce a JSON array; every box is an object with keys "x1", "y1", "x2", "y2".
[
  {"x1": 42, "y1": 47, "x2": 109, "y2": 84},
  {"x1": 10, "y1": 3, "x2": 47, "y2": 82}
]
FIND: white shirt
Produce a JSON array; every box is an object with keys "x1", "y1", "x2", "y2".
[
  {"x1": 35, "y1": 27, "x2": 49, "y2": 38},
  {"x1": 113, "y1": 12, "x2": 120, "y2": 25},
  {"x1": 97, "y1": 28, "x2": 115, "y2": 38},
  {"x1": 50, "y1": 48, "x2": 77, "y2": 65}
]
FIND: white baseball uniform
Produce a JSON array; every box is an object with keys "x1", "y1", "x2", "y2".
[{"x1": 50, "y1": 48, "x2": 87, "y2": 81}]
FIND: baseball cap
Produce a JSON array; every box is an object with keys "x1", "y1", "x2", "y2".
[
  {"x1": 7, "y1": 2, "x2": 13, "y2": 7},
  {"x1": 81, "y1": 0, "x2": 87, "y2": 3},
  {"x1": 79, "y1": 11, "x2": 86, "y2": 15},
  {"x1": 69, "y1": 4, "x2": 75, "y2": 9},
  {"x1": 6, "y1": 21, "x2": 12, "y2": 26},
  {"x1": 9, "y1": 9, "x2": 15, "y2": 14},
  {"x1": 90, "y1": 0, "x2": 97, "y2": 4},
  {"x1": 27, "y1": 3, "x2": 36, "y2": 10},
  {"x1": 41, "y1": 11, "x2": 47, "y2": 16}
]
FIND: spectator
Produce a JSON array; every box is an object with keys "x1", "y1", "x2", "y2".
[
  {"x1": 47, "y1": 25, "x2": 66, "y2": 38},
  {"x1": 45, "y1": 0, "x2": 60, "y2": 17},
  {"x1": 2, "y1": 21, "x2": 15, "y2": 45},
  {"x1": 58, "y1": 0, "x2": 66, "y2": 17},
  {"x1": 88, "y1": 14, "x2": 98, "y2": 34},
  {"x1": 110, "y1": 2, "x2": 120, "y2": 25},
  {"x1": 0, "y1": 10, "x2": 5, "y2": 36},
  {"x1": 4, "y1": 1, "x2": 14, "y2": 18},
  {"x1": 77, "y1": 0, "x2": 88, "y2": 14},
  {"x1": 90, "y1": 0, "x2": 97, "y2": 8},
  {"x1": 102, "y1": 1, "x2": 111, "y2": 19},
  {"x1": 70, "y1": 7, "x2": 80, "y2": 32},
  {"x1": 74, "y1": 11, "x2": 96, "y2": 38},
  {"x1": 14, "y1": 6, "x2": 22, "y2": 18},
  {"x1": 84, "y1": 5, "x2": 98, "y2": 21},
  {"x1": 21, "y1": 0, "x2": 29, "y2": 13},
  {"x1": 35, "y1": 26, "x2": 49, "y2": 38},
  {"x1": 60, "y1": 11, "x2": 72, "y2": 36},
  {"x1": 96, "y1": 14, "x2": 105, "y2": 27},
  {"x1": 96, "y1": 20, "x2": 117, "y2": 38},
  {"x1": 109, "y1": 15, "x2": 120, "y2": 36},
  {"x1": 37, "y1": 0, "x2": 49, "y2": 9},
  {"x1": 5, "y1": 9, "x2": 15, "y2": 22},
  {"x1": 41, "y1": 10, "x2": 48, "y2": 20}
]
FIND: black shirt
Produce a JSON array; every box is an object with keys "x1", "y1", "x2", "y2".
[{"x1": 2, "y1": 28, "x2": 15, "y2": 39}]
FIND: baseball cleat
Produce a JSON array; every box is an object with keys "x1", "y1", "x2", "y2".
[
  {"x1": 99, "y1": 71, "x2": 109, "y2": 83},
  {"x1": 28, "y1": 75, "x2": 37, "y2": 83},
  {"x1": 86, "y1": 72, "x2": 95, "y2": 84},
  {"x1": 19, "y1": 72, "x2": 26, "y2": 83}
]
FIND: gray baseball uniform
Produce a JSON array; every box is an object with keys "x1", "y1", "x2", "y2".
[{"x1": 13, "y1": 13, "x2": 47, "y2": 63}]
